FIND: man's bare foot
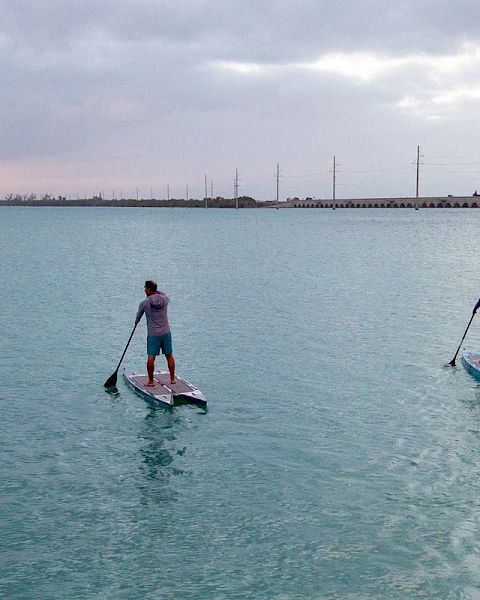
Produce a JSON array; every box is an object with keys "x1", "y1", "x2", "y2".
[
  {"x1": 145, "y1": 381, "x2": 156, "y2": 387},
  {"x1": 170, "y1": 379, "x2": 176, "y2": 385}
]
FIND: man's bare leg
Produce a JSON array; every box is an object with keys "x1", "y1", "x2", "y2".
[
  {"x1": 145, "y1": 355, "x2": 156, "y2": 386},
  {"x1": 166, "y1": 354, "x2": 176, "y2": 384}
]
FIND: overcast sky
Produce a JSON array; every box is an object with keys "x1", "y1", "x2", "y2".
[{"x1": 2, "y1": 0, "x2": 480, "y2": 200}]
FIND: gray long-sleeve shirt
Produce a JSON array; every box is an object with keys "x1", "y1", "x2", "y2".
[{"x1": 135, "y1": 292, "x2": 170, "y2": 336}]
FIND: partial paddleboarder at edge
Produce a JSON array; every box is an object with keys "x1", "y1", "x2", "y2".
[{"x1": 449, "y1": 297, "x2": 480, "y2": 367}]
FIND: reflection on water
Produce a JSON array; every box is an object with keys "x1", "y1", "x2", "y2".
[{"x1": 137, "y1": 407, "x2": 185, "y2": 504}]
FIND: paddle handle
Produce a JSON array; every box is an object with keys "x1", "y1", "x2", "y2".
[{"x1": 450, "y1": 311, "x2": 476, "y2": 366}]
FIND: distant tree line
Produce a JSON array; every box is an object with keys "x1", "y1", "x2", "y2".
[{"x1": 1, "y1": 193, "x2": 259, "y2": 208}]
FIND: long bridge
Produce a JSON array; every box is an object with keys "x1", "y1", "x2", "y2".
[{"x1": 275, "y1": 196, "x2": 480, "y2": 208}]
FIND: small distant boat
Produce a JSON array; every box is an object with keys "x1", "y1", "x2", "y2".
[
  {"x1": 462, "y1": 350, "x2": 480, "y2": 381},
  {"x1": 123, "y1": 370, "x2": 207, "y2": 408}
]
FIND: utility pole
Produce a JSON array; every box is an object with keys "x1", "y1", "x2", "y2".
[
  {"x1": 136, "y1": 186, "x2": 139, "y2": 202},
  {"x1": 204, "y1": 174, "x2": 208, "y2": 208},
  {"x1": 167, "y1": 183, "x2": 170, "y2": 203},
  {"x1": 276, "y1": 162, "x2": 280, "y2": 203},
  {"x1": 210, "y1": 180, "x2": 214, "y2": 204},
  {"x1": 186, "y1": 183, "x2": 189, "y2": 202},
  {"x1": 332, "y1": 155, "x2": 336, "y2": 201},
  {"x1": 416, "y1": 145, "x2": 420, "y2": 199},
  {"x1": 234, "y1": 168, "x2": 239, "y2": 209}
]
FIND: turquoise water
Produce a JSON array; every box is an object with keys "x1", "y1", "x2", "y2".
[{"x1": 2, "y1": 206, "x2": 480, "y2": 598}]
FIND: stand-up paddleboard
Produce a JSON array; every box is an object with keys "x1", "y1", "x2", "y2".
[
  {"x1": 123, "y1": 370, "x2": 207, "y2": 408},
  {"x1": 462, "y1": 350, "x2": 480, "y2": 381},
  {"x1": 123, "y1": 371, "x2": 173, "y2": 407}
]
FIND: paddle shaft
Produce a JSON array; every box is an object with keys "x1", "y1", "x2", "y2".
[
  {"x1": 104, "y1": 322, "x2": 138, "y2": 387},
  {"x1": 450, "y1": 312, "x2": 475, "y2": 366},
  {"x1": 114, "y1": 322, "x2": 138, "y2": 373}
]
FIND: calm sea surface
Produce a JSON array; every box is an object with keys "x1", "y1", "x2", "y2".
[{"x1": 2, "y1": 207, "x2": 480, "y2": 599}]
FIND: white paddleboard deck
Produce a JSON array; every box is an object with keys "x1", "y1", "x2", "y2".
[{"x1": 123, "y1": 370, "x2": 207, "y2": 407}]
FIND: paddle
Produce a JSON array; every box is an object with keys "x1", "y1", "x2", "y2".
[
  {"x1": 104, "y1": 322, "x2": 138, "y2": 387},
  {"x1": 449, "y1": 299, "x2": 480, "y2": 366}
]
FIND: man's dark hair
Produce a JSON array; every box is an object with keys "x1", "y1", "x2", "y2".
[{"x1": 145, "y1": 280, "x2": 157, "y2": 292}]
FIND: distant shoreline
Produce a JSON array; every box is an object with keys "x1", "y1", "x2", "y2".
[
  {"x1": 0, "y1": 197, "x2": 259, "y2": 208},
  {"x1": 2, "y1": 195, "x2": 480, "y2": 208}
]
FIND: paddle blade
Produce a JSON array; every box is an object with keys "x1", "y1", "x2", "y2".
[
  {"x1": 104, "y1": 370, "x2": 118, "y2": 388},
  {"x1": 448, "y1": 358, "x2": 456, "y2": 367}
]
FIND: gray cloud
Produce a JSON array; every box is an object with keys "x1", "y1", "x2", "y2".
[{"x1": 5, "y1": 1, "x2": 479, "y2": 55}]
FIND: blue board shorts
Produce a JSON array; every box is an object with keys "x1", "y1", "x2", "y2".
[{"x1": 147, "y1": 332, "x2": 173, "y2": 356}]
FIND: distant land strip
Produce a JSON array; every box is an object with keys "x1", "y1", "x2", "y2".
[
  {"x1": 0, "y1": 196, "x2": 258, "y2": 208},
  {"x1": 2, "y1": 195, "x2": 480, "y2": 208}
]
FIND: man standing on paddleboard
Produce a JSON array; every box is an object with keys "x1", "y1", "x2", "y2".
[{"x1": 135, "y1": 280, "x2": 176, "y2": 386}]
